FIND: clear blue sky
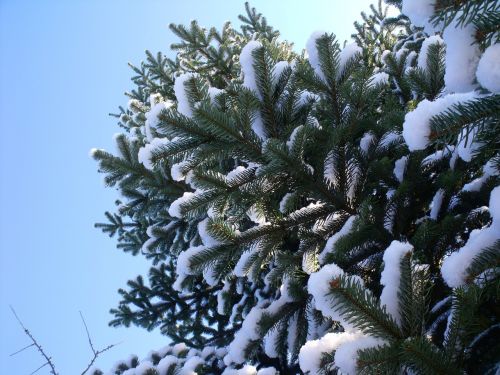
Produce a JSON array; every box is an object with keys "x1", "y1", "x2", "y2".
[{"x1": 0, "y1": 0, "x2": 373, "y2": 373}]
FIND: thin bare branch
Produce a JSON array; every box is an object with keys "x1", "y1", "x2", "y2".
[
  {"x1": 11, "y1": 307, "x2": 118, "y2": 375},
  {"x1": 80, "y1": 343, "x2": 117, "y2": 375},
  {"x1": 29, "y1": 362, "x2": 50, "y2": 375},
  {"x1": 79, "y1": 311, "x2": 96, "y2": 354},
  {"x1": 10, "y1": 343, "x2": 35, "y2": 356},
  {"x1": 79, "y1": 311, "x2": 120, "y2": 375},
  {"x1": 10, "y1": 305, "x2": 58, "y2": 375}
]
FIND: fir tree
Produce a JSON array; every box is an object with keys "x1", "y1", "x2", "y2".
[{"x1": 92, "y1": 1, "x2": 499, "y2": 374}]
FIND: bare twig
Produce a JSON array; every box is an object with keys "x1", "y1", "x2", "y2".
[
  {"x1": 10, "y1": 343, "x2": 35, "y2": 356},
  {"x1": 79, "y1": 311, "x2": 119, "y2": 375},
  {"x1": 79, "y1": 311, "x2": 96, "y2": 353},
  {"x1": 10, "y1": 307, "x2": 118, "y2": 375},
  {"x1": 29, "y1": 362, "x2": 50, "y2": 375},
  {"x1": 10, "y1": 305, "x2": 58, "y2": 375}
]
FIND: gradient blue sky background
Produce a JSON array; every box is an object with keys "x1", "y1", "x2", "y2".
[{"x1": 0, "y1": 0, "x2": 373, "y2": 373}]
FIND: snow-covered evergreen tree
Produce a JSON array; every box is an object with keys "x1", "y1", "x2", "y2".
[{"x1": 92, "y1": 1, "x2": 499, "y2": 374}]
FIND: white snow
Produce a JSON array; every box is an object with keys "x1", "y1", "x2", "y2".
[
  {"x1": 234, "y1": 247, "x2": 256, "y2": 278},
  {"x1": 198, "y1": 218, "x2": 220, "y2": 247},
  {"x1": 133, "y1": 361, "x2": 155, "y2": 374},
  {"x1": 246, "y1": 205, "x2": 267, "y2": 225},
  {"x1": 229, "y1": 295, "x2": 248, "y2": 325},
  {"x1": 256, "y1": 367, "x2": 276, "y2": 375},
  {"x1": 302, "y1": 250, "x2": 318, "y2": 275},
  {"x1": 402, "y1": 92, "x2": 478, "y2": 151},
  {"x1": 449, "y1": 149, "x2": 459, "y2": 169},
  {"x1": 476, "y1": 44, "x2": 500, "y2": 92},
  {"x1": 236, "y1": 365, "x2": 258, "y2": 375},
  {"x1": 421, "y1": 147, "x2": 453, "y2": 166},
  {"x1": 171, "y1": 160, "x2": 190, "y2": 181},
  {"x1": 488, "y1": 185, "x2": 500, "y2": 220},
  {"x1": 145, "y1": 101, "x2": 172, "y2": 141},
  {"x1": 313, "y1": 213, "x2": 341, "y2": 234},
  {"x1": 484, "y1": 159, "x2": 499, "y2": 177},
  {"x1": 417, "y1": 35, "x2": 444, "y2": 70},
  {"x1": 138, "y1": 137, "x2": 171, "y2": 170},
  {"x1": 128, "y1": 98, "x2": 143, "y2": 113},
  {"x1": 168, "y1": 191, "x2": 195, "y2": 218},
  {"x1": 88, "y1": 148, "x2": 103, "y2": 158},
  {"x1": 142, "y1": 223, "x2": 176, "y2": 253},
  {"x1": 384, "y1": 2, "x2": 401, "y2": 18},
  {"x1": 173, "y1": 245, "x2": 205, "y2": 291},
  {"x1": 279, "y1": 192, "x2": 294, "y2": 213},
  {"x1": 208, "y1": 87, "x2": 224, "y2": 103},
  {"x1": 379, "y1": 131, "x2": 402, "y2": 148},
  {"x1": 221, "y1": 368, "x2": 239, "y2": 375},
  {"x1": 429, "y1": 188, "x2": 445, "y2": 220},
  {"x1": 462, "y1": 175, "x2": 488, "y2": 192},
  {"x1": 334, "y1": 335, "x2": 387, "y2": 375},
  {"x1": 287, "y1": 313, "x2": 299, "y2": 356},
  {"x1": 338, "y1": 42, "x2": 362, "y2": 78},
  {"x1": 308, "y1": 263, "x2": 357, "y2": 330},
  {"x1": 368, "y1": 72, "x2": 389, "y2": 87},
  {"x1": 443, "y1": 17, "x2": 481, "y2": 93},
  {"x1": 381, "y1": 50, "x2": 391, "y2": 63},
  {"x1": 406, "y1": 50, "x2": 417, "y2": 69},
  {"x1": 150, "y1": 93, "x2": 163, "y2": 106},
  {"x1": 263, "y1": 327, "x2": 280, "y2": 358},
  {"x1": 393, "y1": 156, "x2": 408, "y2": 183},
  {"x1": 203, "y1": 266, "x2": 219, "y2": 287},
  {"x1": 110, "y1": 357, "x2": 135, "y2": 374},
  {"x1": 224, "y1": 282, "x2": 293, "y2": 364},
  {"x1": 379, "y1": 241, "x2": 413, "y2": 325},
  {"x1": 252, "y1": 112, "x2": 266, "y2": 140},
  {"x1": 272, "y1": 61, "x2": 290, "y2": 83},
  {"x1": 360, "y1": 132, "x2": 375, "y2": 153},
  {"x1": 179, "y1": 356, "x2": 204, "y2": 375},
  {"x1": 441, "y1": 186, "x2": 500, "y2": 287},
  {"x1": 172, "y1": 342, "x2": 188, "y2": 355},
  {"x1": 217, "y1": 280, "x2": 231, "y2": 315},
  {"x1": 201, "y1": 346, "x2": 215, "y2": 359},
  {"x1": 401, "y1": 0, "x2": 435, "y2": 27},
  {"x1": 156, "y1": 356, "x2": 178, "y2": 375},
  {"x1": 226, "y1": 166, "x2": 247, "y2": 182},
  {"x1": 324, "y1": 150, "x2": 338, "y2": 187},
  {"x1": 287, "y1": 125, "x2": 304, "y2": 149},
  {"x1": 298, "y1": 331, "x2": 361, "y2": 374},
  {"x1": 240, "y1": 41, "x2": 263, "y2": 97},
  {"x1": 347, "y1": 164, "x2": 361, "y2": 200},
  {"x1": 431, "y1": 296, "x2": 451, "y2": 314},
  {"x1": 174, "y1": 73, "x2": 196, "y2": 117},
  {"x1": 306, "y1": 31, "x2": 328, "y2": 81},
  {"x1": 298, "y1": 91, "x2": 320, "y2": 105},
  {"x1": 395, "y1": 47, "x2": 409, "y2": 63},
  {"x1": 319, "y1": 216, "x2": 356, "y2": 264},
  {"x1": 456, "y1": 125, "x2": 482, "y2": 162},
  {"x1": 386, "y1": 189, "x2": 395, "y2": 200}
]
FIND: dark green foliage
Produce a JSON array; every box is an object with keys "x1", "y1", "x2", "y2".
[
  {"x1": 429, "y1": 94, "x2": 500, "y2": 161},
  {"x1": 109, "y1": 262, "x2": 231, "y2": 348},
  {"x1": 93, "y1": 1, "x2": 500, "y2": 374},
  {"x1": 328, "y1": 275, "x2": 403, "y2": 340}
]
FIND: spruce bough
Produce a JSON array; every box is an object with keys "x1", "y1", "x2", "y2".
[{"x1": 92, "y1": 1, "x2": 499, "y2": 374}]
